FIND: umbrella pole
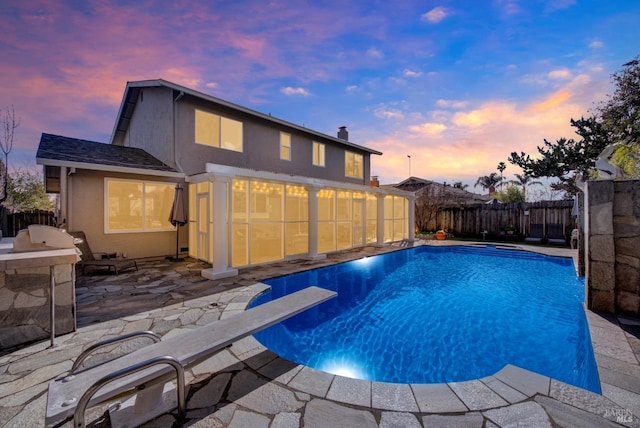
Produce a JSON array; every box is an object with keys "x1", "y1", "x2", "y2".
[{"x1": 175, "y1": 225, "x2": 179, "y2": 260}]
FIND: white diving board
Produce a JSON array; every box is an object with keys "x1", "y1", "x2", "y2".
[{"x1": 46, "y1": 286, "x2": 336, "y2": 427}]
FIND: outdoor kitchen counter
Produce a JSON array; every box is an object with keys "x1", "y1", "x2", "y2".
[{"x1": 0, "y1": 246, "x2": 79, "y2": 351}]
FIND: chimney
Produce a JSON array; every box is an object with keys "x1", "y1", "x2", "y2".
[
  {"x1": 338, "y1": 126, "x2": 348, "y2": 141},
  {"x1": 370, "y1": 176, "x2": 379, "y2": 187}
]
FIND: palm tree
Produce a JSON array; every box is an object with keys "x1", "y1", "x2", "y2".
[
  {"x1": 475, "y1": 173, "x2": 502, "y2": 193},
  {"x1": 509, "y1": 173, "x2": 543, "y2": 201},
  {"x1": 497, "y1": 162, "x2": 506, "y2": 189}
]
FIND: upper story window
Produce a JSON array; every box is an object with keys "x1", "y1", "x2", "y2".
[
  {"x1": 195, "y1": 109, "x2": 243, "y2": 152},
  {"x1": 105, "y1": 178, "x2": 175, "y2": 233},
  {"x1": 280, "y1": 132, "x2": 291, "y2": 160},
  {"x1": 312, "y1": 142, "x2": 325, "y2": 167},
  {"x1": 345, "y1": 151, "x2": 363, "y2": 178}
]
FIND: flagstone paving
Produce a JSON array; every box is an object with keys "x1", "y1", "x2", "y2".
[{"x1": 1, "y1": 241, "x2": 638, "y2": 427}]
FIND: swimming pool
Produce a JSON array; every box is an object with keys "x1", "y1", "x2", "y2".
[{"x1": 250, "y1": 245, "x2": 601, "y2": 393}]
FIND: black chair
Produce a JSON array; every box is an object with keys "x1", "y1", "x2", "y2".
[
  {"x1": 524, "y1": 224, "x2": 544, "y2": 244},
  {"x1": 546, "y1": 224, "x2": 566, "y2": 246},
  {"x1": 69, "y1": 231, "x2": 138, "y2": 275}
]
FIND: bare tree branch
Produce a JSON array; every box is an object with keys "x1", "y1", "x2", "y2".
[{"x1": 0, "y1": 106, "x2": 19, "y2": 205}]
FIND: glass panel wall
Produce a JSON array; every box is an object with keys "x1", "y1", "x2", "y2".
[
  {"x1": 383, "y1": 194, "x2": 408, "y2": 242},
  {"x1": 285, "y1": 185, "x2": 308, "y2": 255},
  {"x1": 231, "y1": 179, "x2": 309, "y2": 267},
  {"x1": 249, "y1": 181, "x2": 284, "y2": 264},
  {"x1": 317, "y1": 189, "x2": 336, "y2": 253},
  {"x1": 366, "y1": 193, "x2": 377, "y2": 243},
  {"x1": 231, "y1": 180, "x2": 249, "y2": 266},
  {"x1": 227, "y1": 176, "x2": 408, "y2": 267},
  {"x1": 337, "y1": 191, "x2": 352, "y2": 250}
]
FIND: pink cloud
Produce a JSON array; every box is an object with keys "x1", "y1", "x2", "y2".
[
  {"x1": 369, "y1": 72, "x2": 607, "y2": 185},
  {"x1": 421, "y1": 7, "x2": 448, "y2": 24}
]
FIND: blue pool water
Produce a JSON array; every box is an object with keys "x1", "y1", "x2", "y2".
[{"x1": 250, "y1": 245, "x2": 601, "y2": 393}]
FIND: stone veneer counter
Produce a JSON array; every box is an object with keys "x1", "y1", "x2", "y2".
[{"x1": 0, "y1": 247, "x2": 79, "y2": 350}]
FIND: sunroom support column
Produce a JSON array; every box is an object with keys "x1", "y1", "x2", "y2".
[
  {"x1": 201, "y1": 175, "x2": 238, "y2": 280},
  {"x1": 376, "y1": 194, "x2": 386, "y2": 246},
  {"x1": 408, "y1": 194, "x2": 416, "y2": 242},
  {"x1": 305, "y1": 185, "x2": 326, "y2": 260}
]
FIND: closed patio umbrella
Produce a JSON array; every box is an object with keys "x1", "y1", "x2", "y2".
[{"x1": 169, "y1": 183, "x2": 188, "y2": 261}]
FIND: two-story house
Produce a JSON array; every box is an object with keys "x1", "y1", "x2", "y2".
[{"x1": 37, "y1": 79, "x2": 414, "y2": 279}]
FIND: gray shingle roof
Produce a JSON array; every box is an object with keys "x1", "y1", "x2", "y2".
[{"x1": 36, "y1": 133, "x2": 178, "y2": 173}]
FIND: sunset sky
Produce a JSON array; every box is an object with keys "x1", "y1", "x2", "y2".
[{"x1": 1, "y1": 0, "x2": 639, "y2": 190}]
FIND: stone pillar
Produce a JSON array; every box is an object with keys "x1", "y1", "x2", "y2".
[
  {"x1": 612, "y1": 180, "x2": 640, "y2": 317},
  {"x1": 577, "y1": 192, "x2": 585, "y2": 276},
  {"x1": 585, "y1": 180, "x2": 615, "y2": 313},
  {"x1": 305, "y1": 185, "x2": 325, "y2": 260},
  {"x1": 201, "y1": 175, "x2": 238, "y2": 280},
  {"x1": 376, "y1": 194, "x2": 386, "y2": 246}
]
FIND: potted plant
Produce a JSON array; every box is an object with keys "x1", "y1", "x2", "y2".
[
  {"x1": 435, "y1": 230, "x2": 447, "y2": 240},
  {"x1": 502, "y1": 224, "x2": 517, "y2": 236}
]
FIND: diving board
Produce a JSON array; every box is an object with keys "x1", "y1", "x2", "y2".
[{"x1": 46, "y1": 286, "x2": 336, "y2": 427}]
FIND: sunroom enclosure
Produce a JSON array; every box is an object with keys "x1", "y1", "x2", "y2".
[{"x1": 188, "y1": 164, "x2": 414, "y2": 279}]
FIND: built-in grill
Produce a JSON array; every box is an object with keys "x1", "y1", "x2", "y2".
[{"x1": 13, "y1": 225, "x2": 76, "y2": 252}]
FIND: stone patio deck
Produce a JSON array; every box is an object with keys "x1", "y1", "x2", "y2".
[{"x1": 1, "y1": 241, "x2": 638, "y2": 427}]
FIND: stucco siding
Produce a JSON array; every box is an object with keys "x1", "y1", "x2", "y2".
[{"x1": 68, "y1": 169, "x2": 185, "y2": 260}]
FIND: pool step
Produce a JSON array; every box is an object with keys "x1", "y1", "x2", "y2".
[{"x1": 431, "y1": 245, "x2": 547, "y2": 261}]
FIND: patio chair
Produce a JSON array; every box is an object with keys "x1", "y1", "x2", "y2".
[
  {"x1": 524, "y1": 223, "x2": 544, "y2": 244},
  {"x1": 546, "y1": 224, "x2": 566, "y2": 246},
  {"x1": 69, "y1": 231, "x2": 138, "y2": 275}
]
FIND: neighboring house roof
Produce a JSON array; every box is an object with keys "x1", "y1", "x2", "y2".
[
  {"x1": 36, "y1": 133, "x2": 183, "y2": 178},
  {"x1": 393, "y1": 176, "x2": 433, "y2": 192},
  {"x1": 391, "y1": 176, "x2": 491, "y2": 203},
  {"x1": 110, "y1": 79, "x2": 383, "y2": 156}
]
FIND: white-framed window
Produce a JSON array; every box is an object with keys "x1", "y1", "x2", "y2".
[
  {"x1": 105, "y1": 178, "x2": 176, "y2": 233},
  {"x1": 195, "y1": 109, "x2": 243, "y2": 152},
  {"x1": 312, "y1": 141, "x2": 325, "y2": 167},
  {"x1": 345, "y1": 151, "x2": 363, "y2": 178},
  {"x1": 280, "y1": 132, "x2": 291, "y2": 160}
]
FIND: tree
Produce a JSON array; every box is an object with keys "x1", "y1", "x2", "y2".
[
  {"x1": 599, "y1": 58, "x2": 640, "y2": 177},
  {"x1": 497, "y1": 162, "x2": 506, "y2": 189},
  {"x1": 496, "y1": 185, "x2": 525, "y2": 203},
  {"x1": 474, "y1": 172, "x2": 502, "y2": 192},
  {"x1": 4, "y1": 168, "x2": 55, "y2": 212},
  {"x1": 508, "y1": 116, "x2": 609, "y2": 194},
  {"x1": 509, "y1": 173, "x2": 543, "y2": 201},
  {"x1": 414, "y1": 183, "x2": 467, "y2": 232},
  {"x1": 509, "y1": 57, "x2": 640, "y2": 192},
  {"x1": 0, "y1": 106, "x2": 18, "y2": 205},
  {"x1": 452, "y1": 181, "x2": 469, "y2": 190}
]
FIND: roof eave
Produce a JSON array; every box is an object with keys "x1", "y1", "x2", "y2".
[{"x1": 36, "y1": 157, "x2": 185, "y2": 179}]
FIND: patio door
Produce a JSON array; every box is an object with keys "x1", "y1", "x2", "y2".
[
  {"x1": 196, "y1": 192, "x2": 211, "y2": 262},
  {"x1": 353, "y1": 198, "x2": 364, "y2": 246}
]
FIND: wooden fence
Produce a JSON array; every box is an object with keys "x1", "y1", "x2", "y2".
[
  {"x1": 436, "y1": 200, "x2": 575, "y2": 239},
  {"x1": 3, "y1": 209, "x2": 57, "y2": 237}
]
